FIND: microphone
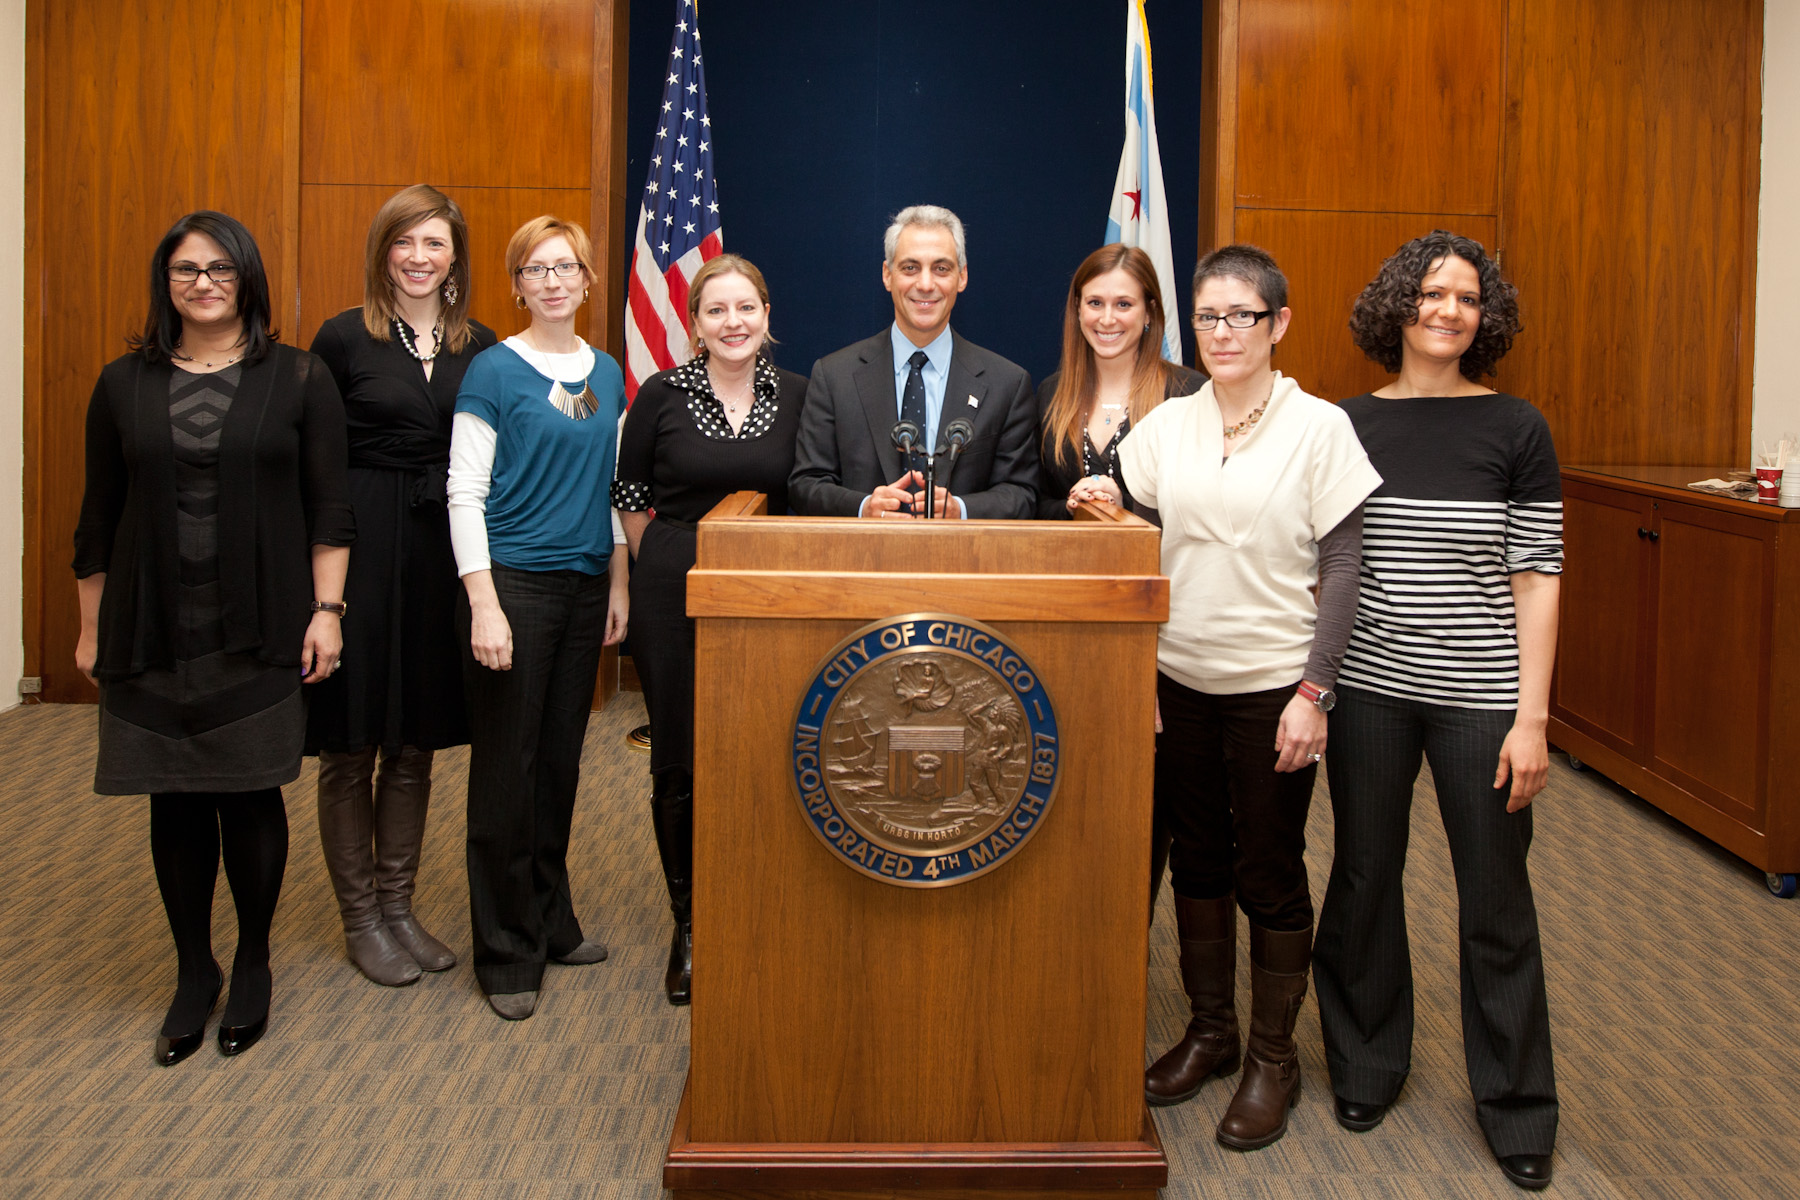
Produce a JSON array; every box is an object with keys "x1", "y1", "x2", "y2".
[
  {"x1": 891, "y1": 419, "x2": 922, "y2": 461},
  {"x1": 940, "y1": 417, "x2": 975, "y2": 485}
]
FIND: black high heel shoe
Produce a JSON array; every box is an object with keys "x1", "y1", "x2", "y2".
[
  {"x1": 155, "y1": 967, "x2": 223, "y2": 1067},
  {"x1": 217, "y1": 1012, "x2": 267, "y2": 1057}
]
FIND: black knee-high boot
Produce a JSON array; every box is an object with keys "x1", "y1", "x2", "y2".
[
  {"x1": 216, "y1": 788, "x2": 288, "y2": 1054},
  {"x1": 149, "y1": 794, "x2": 224, "y2": 1064},
  {"x1": 648, "y1": 768, "x2": 693, "y2": 1005}
]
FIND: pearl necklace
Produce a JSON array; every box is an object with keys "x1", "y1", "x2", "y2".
[
  {"x1": 1222, "y1": 402, "x2": 1267, "y2": 440},
  {"x1": 173, "y1": 340, "x2": 243, "y2": 369},
  {"x1": 394, "y1": 317, "x2": 443, "y2": 363}
]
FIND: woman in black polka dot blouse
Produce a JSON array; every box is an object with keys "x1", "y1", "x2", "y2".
[{"x1": 611, "y1": 253, "x2": 807, "y2": 1005}]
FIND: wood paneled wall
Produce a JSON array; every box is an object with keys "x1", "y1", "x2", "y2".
[
  {"x1": 24, "y1": 0, "x2": 628, "y2": 703},
  {"x1": 1201, "y1": 0, "x2": 1762, "y2": 468}
]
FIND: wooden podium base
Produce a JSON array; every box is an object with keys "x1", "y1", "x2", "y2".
[{"x1": 665, "y1": 1079, "x2": 1167, "y2": 1200}]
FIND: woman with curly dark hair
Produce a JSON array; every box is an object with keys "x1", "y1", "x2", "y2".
[{"x1": 1312, "y1": 230, "x2": 1562, "y2": 1191}]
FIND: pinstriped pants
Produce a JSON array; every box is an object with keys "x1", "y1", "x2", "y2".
[{"x1": 1313, "y1": 686, "x2": 1559, "y2": 1156}]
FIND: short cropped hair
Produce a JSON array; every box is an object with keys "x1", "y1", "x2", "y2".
[
  {"x1": 1191, "y1": 243, "x2": 1287, "y2": 313},
  {"x1": 504, "y1": 216, "x2": 595, "y2": 283},
  {"x1": 1349, "y1": 229, "x2": 1521, "y2": 380},
  {"x1": 884, "y1": 205, "x2": 967, "y2": 269},
  {"x1": 362, "y1": 184, "x2": 477, "y2": 353},
  {"x1": 129, "y1": 210, "x2": 276, "y2": 367}
]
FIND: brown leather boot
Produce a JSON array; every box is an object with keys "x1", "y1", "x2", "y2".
[
  {"x1": 374, "y1": 746, "x2": 457, "y2": 971},
  {"x1": 1145, "y1": 893, "x2": 1240, "y2": 1105},
  {"x1": 1216, "y1": 922, "x2": 1312, "y2": 1150},
  {"x1": 318, "y1": 748, "x2": 421, "y2": 986}
]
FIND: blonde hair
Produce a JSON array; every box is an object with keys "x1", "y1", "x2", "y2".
[
  {"x1": 504, "y1": 216, "x2": 595, "y2": 292},
  {"x1": 685, "y1": 254, "x2": 778, "y2": 355},
  {"x1": 1041, "y1": 244, "x2": 1183, "y2": 471},
  {"x1": 362, "y1": 184, "x2": 477, "y2": 353}
]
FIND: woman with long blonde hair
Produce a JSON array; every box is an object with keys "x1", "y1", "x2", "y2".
[
  {"x1": 1036, "y1": 244, "x2": 1202, "y2": 519},
  {"x1": 307, "y1": 184, "x2": 496, "y2": 988}
]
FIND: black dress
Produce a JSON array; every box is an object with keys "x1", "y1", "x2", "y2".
[
  {"x1": 1035, "y1": 365, "x2": 1206, "y2": 520},
  {"x1": 612, "y1": 354, "x2": 808, "y2": 779},
  {"x1": 304, "y1": 309, "x2": 497, "y2": 754},
  {"x1": 94, "y1": 365, "x2": 309, "y2": 794}
]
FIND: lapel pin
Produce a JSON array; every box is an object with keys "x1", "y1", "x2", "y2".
[{"x1": 967, "y1": 394, "x2": 980, "y2": 409}]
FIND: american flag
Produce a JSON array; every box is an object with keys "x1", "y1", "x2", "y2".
[{"x1": 624, "y1": 0, "x2": 723, "y2": 399}]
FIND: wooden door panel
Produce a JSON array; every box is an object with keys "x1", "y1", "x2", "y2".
[
  {"x1": 1233, "y1": 0, "x2": 1505, "y2": 214},
  {"x1": 1233, "y1": 210, "x2": 1498, "y2": 404},
  {"x1": 300, "y1": 0, "x2": 594, "y2": 188},
  {"x1": 1553, "y1": 483, "x2": 1652, "y2": 758},
  {"x1": 1497, "y1": 0, "x2": 1761, "y2": 466},
  {"x1": 1652, "y1": 502, "x2": 1772, "y2": 824}
]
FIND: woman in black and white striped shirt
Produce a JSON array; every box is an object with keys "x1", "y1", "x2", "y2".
[{"x1": 1312, "y1": 231, "x2": 1562, "y2": 1192}]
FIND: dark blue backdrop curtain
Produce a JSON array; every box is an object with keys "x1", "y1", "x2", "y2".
[{"x1": 622, "y1": 0, "x2": 1204, "y2": 383}]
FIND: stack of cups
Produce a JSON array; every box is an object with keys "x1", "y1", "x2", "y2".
[{"x1": 1781, "y1": 464, "x2": 1800, "y2": 508}]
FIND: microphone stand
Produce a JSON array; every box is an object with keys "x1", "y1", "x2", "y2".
[{"x1": 921, "y1": 442, "x2": 937, "y2": 520}]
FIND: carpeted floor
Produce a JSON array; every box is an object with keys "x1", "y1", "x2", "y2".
[{"x1": 0, "y1": 696, "x2": 1795, "y2": 1199}]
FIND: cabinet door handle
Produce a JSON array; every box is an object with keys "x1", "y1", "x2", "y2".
[{"x1": 1637, "y1": 527, "x2": 1660, "y2": 542}]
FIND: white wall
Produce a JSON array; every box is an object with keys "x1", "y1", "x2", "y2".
[
  {"x1": 0, "y1": 0, "x2": 24, "y2": 711},
  {"x1": 1753, "y1": 2, "x2": 1800, "y2": 456}
]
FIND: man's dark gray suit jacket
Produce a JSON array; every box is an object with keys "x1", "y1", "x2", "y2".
[{"x1": 787, "y1": 330, "x2": 1039, "y2": 519}]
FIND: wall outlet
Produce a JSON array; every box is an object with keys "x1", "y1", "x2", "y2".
[{"x1": 18, "y1": 677, "x2": 41, "y2": 695}]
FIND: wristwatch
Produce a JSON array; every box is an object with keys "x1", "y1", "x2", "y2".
[
  {"x1": 1297, "y1": 680, "x2": 1336, "y2": 712},
  {"x1": 311, "y1": 600, "x2": 349, "y2": 618}
]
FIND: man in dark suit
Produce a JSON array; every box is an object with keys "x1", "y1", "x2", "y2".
[{"x1": 789, "y1": 205, "x2": 1038, "y2": 519}]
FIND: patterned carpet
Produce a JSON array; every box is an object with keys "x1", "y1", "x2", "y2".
[{"x1": 0, "y1": 697, "x2": 1795, "y2": 1199}]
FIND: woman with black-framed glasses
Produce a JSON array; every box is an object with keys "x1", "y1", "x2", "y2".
[
  {"x1": 446, "y1": 215, "x2": 628, "y2": 1021},
  {"x1": 73, "y1": 210, "x2": 354, "y2": 1065},
  {"x1": 1116, "y1": 244, "x2": 1378, "y2": 1150}
]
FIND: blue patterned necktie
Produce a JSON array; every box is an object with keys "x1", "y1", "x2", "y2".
[{"x1": 900, "y1": 350, "x2": 929, "y2": 472}]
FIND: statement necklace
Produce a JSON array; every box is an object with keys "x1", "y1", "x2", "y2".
[
  {"x1": 172, "y1": 340, "x2": 243, "y2": 370},
  {"x1": 1222, "y1": 402, "x2": 1267, "y2": 440},
  {"x1": 394, "y1": 317, "x2": 443, "y2": 364}
]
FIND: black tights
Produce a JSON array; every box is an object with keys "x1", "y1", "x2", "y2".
[{"x1": 149, "y1": 789, "x2": 288, "y2": 1034}]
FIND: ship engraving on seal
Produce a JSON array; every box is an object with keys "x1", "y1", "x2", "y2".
[{"x1": 791, "y1": 614, "x2": 1060, "y2": 887}]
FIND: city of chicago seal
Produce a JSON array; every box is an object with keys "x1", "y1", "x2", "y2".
[{"x1": 790, "y1": 614, "x2": 1060, "y2": 887}]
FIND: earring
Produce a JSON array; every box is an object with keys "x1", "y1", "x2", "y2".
[
  {"x1": 1143, "y1": 321, "x2": 1151, "y2": 332},
  {"x1": 442, "y1": 277, "x2": 460, "y2": 307},
  {"x1": 583, "y1": 289, "x2": 590, "y2": 303},
  {"x1": 696, "y1": 337, "x2": 706, "y2": 350},
  {"x1": 514, "y1": 295, "x2": 527, "y2": 310}
]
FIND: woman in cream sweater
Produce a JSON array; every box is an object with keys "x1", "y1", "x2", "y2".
[{"x1": 1117, "y1": 244, "x2": 1378, "y2": 1150}]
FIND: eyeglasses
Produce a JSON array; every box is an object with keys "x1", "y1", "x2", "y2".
[
  {"x1": 167, "y1": 263, "x2": 238, "y2": 284},
  {"x1": 515, "y1": 262, "x2": 585, "y2": 281},
  {"x1": 1191, "y1": 310, "x2": 1273, "y2": 331}
]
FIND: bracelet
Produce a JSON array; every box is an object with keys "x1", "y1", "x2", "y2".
[{"x1": 310, "y1": 600, "x2": 348, "y2": 618}]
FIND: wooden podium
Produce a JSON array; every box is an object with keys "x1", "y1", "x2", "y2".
[{"x1": 664, "y1": 494, "x2": 1170, "y2": 1200}]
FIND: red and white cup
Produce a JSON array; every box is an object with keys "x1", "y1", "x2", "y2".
[{"x1": 1755, "y1": 466, "x2": 1783, "y2": 498}]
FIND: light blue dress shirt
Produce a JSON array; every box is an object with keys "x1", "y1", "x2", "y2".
[
  {"x1": 889, "y1": 323, "x2": 954, "y2": 452},
  {"x1": 871, "y1": 323, "x2": 962, "y2": 516}
]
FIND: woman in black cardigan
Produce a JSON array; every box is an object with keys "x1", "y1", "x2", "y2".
[
  {"x1": 305, "y1": 185, "x2": 496, "y2": 988},
  {"x1": 1036, "y1": 244, "x2": 1203, "y2": 521},
  {"x1": 73, "y1": 211, "x2": 354, "y2": 1066}
]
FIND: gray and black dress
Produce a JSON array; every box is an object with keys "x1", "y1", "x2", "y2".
[
  {"x1": 75, "y1": 347, "x2": 355, "y2": 797},
  {"x1": 95, "y1": 366, "x2": 304, "y2": 793}
]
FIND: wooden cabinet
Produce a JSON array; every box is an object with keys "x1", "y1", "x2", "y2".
[{"x1": 1551, "y1": 467, "x2": 1800, "y2": 884}]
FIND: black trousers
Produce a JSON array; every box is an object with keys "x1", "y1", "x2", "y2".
[
  {"x1": 1154, "y1": 673, "x2": 1317, "y2": 932},
  {"x1": 459, "y1": 565, "x2": 609, "y2": 994},
  {"x1": 628, "y1": 518, "x2": 697, "y2": 783},
  {"x1": 1313, "y1": 685, "x2": 1558, "y2": 1156}
]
